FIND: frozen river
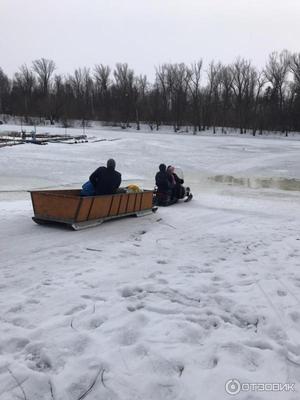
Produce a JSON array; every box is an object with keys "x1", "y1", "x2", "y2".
[{"x1": 1, "y1": 125, "x2": 300, "y2": 400}]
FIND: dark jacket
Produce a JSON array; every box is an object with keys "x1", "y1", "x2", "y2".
[
  {"x1": 167, "y1": 172, "x2": 185, "y2": 199},
  {"x1": 90, "y1": 166, "x2": 121, "y2": 195},
  {"x1": 167, "y1": 172, "x2": 184, "y2": 186},
  {"x1": 155, "y1": 171, "x2": 171, "y2": 193}
]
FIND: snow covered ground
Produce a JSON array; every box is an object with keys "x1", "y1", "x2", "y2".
[{"x1": 1, "y1": 124, "x2": 300, "y2": 400}]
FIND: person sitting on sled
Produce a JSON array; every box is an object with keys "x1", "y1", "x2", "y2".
[
  {"x1": 167, "y1": 165, "x2": 184, "y2": 199},
  {"x1": 155, "y1": 164, "x2": 170, "y2": 193},
  {"x1": 81, "y1": 158, "x2": 121, "y2": 196},
  {"x1": 155, "y1": 164, "x2": 172, "y2": 204},
  {"x1": 167, "y1": 165, "x2": 192, "y2": 202},
  {"x1": 155, "y1": 163, "x2": 177, "y2": 206}
]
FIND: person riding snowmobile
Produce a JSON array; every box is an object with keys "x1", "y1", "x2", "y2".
[
  {"x1": 155, "y1": 164, "x2": 192, "y2": 205},
  {"x1": 167, "y1": 165, "x2": 192, "y2": 201},
  {"x1": 155, "y1": 164, "x2": 176, "y2": 206}
]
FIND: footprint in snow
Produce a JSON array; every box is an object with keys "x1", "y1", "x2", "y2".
[
  {"x1": 42, "y1": 280, "x2": 52, "y2": 286},
  {"x1": 127, "y1": 303, "x2": 144, "y2": 312},
  {"x1": 157, "y1": 278, "x2": 168, "y2": 284},
  {"x1": 26, "y1": 298, "x2": 40, "y2": 304},
  {"x1": 211, "y1": 276, "x2": 222, "y2": 282},
  {"x1": 200, "y1": 356, "x2": 219, "y2": 369},
  {"x1": 81, "y1": 294, "x2": 106, "y2": 301},
  {"x1": 9, "y1": 317, "x2": 35, "y2": 329},
  {"x1": 201, "y1": 268, "x2": 213, "y2": 273},
  {"x1": 64, "y1": 304, "x2": 87, "y2": 315},
  {"x1": 7, "y1": 304, "x2": 23, "y2": 313},
  {"x1": 88, "y1": 317, "x2": 105, "y2": 330},
  {"x1": 118, "y1": 326, "x2": 141, "y2": 346},
  {"x1": 277, "y1": 289, "x2": 287, "y2": 297},
  {"x1": 121, "y1": 286, "x2": 144, "y2": 298},
  {"x1": 0, "y1": 337, "x2": 30, "y2": 353},
  {"x1": 290, "y1": 311, "x2": 300, "y2": 324},
  {"x1": 25, "y1": 343, "x2": 52, "y2": 372}
]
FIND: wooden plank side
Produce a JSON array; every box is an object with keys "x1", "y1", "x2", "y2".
[
  {"x1": 140, "y1": 191, "x2": 153, "y2": 210},
  {"x1": 31, "y1": 190, "x2": 154, "y2": 224},
  {"x1": 133, "y1": 193, "x2": 143, "y2": 212},
  {"x1": 32, "y1": 192, "x2": 79, "y2": 220},
  {"x1": 76, "y1": 197, "x2": 93, "y2": 222},
  {"x1": 34, "y1": 189, "x2": 81, "y2": 197},
  {"x1": 109, "y1": 195, "x2": 121, "y2": 216},
  {"x1": 118, "y1": 195, "x2": 128, "y2": 214},
  {"x1": 88, "y1": 196, "x2": 112, "y2": 219},
  {"x1": 126, "y1": 194, "x2": 136, "y2": 213}
]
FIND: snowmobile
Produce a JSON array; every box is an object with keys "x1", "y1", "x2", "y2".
[{"x1": 154, "y1": 167, "x2": 193, "y2": 207}]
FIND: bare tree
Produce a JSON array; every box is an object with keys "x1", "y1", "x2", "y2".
[
  {"x1": 32, "y1": 58, "x2": 56, "y2": 95},
  {"x1": 69, "y1": 68, "x2": 84, "y2": 98},
  {"x1": 290, "y1": 53, "x2": 300, "y2": 85},
  {"x1": 1, "y1": 51, "x2": 300, "y2": 133},
  {"x1": 134, "y1": 74, "x2": 148, "y2": 130},
  {"x1": 219, "y1": 65, "x2": 233, "y2": 131},
  {"x1": 52, "y1": 74, "x2": 65, "y2": 121},
  {"x1": 156, "y1": 63, "x2": 191, "y2": 131},
  {"x1": 206, "y1": 61, "x2": 222, "y2": 133},
  {"x1": 94, "y1": 64, "x2": 111, "y2": 120},
  {"x1": 31, "y1": 58, "x2": 56, "y2": 122},
  {"x1": 147, "y1": 84, "x2": 164, "y2": 130},
  {"x1": 250, "y1": 70, "x2": 266, "y2": 135},
  {"x1": 230, "y1": 58, "x2": 255, "y2": 133},
  {"x1": 14, "y1": 64, "x2": 35, "y2": 121},
  {"x1": 94, "y1": 64, "x2": 111, "y2": 91},
  {"x1": 69, "y1": 68, "x2": 93, "y2": 123},
  {"x1": 171, "y1": 63, "x2": 191, "y2": 131},
  {"x1": 188, "y1": 60, "x2": 203, "y2": 133},
  {"x1": 290, "y1": 53, "x2": 300, "y2": 131},
  {"x1": 0, "y1": 68, "x2": 11, "y2": 115},
  {"x1": 264, "y1": 50, "x2": 291, "y2": 131},
  {"x1": 155, "y1": 65, "x2": 170, "y2": 125},
  {"x1": 113, "y1": 63, "x2": 135, "y2": 126},
  {"x1": 83, "y1": 68, "x2": 94, "y2": 120}
]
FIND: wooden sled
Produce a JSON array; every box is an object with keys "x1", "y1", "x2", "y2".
[{"x1": 30, "y1": 189, "x2": 156, "y2": 230}]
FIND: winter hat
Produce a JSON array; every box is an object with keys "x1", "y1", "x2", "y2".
[
  {"x1": 159, "y1": 163, "x2": 166, "y2": 172},
  {"x1": 107, "y1": 159, "x2": 116, "y2": 169}
]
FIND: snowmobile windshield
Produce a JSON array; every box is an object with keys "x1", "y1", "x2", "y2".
[{"x1": 174, "y1": 167, "x2": 184, "y2": 180}]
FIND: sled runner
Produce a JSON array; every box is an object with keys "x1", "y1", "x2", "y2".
[{"x1": 30, "y1": 189, "x2": 156, "y2": 230}]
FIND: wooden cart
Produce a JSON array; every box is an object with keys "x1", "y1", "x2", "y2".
[{"x1": 30, "y1": 189, "x2": 156, "y2": 230}]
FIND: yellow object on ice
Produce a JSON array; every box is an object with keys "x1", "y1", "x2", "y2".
[{"x1": 126, "y1": 184, "x2": 142, "y2": 193}]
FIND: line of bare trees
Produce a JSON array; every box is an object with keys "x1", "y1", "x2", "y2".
[{"x1": 0, "y1": 50, "x2": 300, "y2": 134}]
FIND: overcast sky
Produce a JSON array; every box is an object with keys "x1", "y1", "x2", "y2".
[{"x1": 1, "y1": 0, "x2": 299, "y2": 81}]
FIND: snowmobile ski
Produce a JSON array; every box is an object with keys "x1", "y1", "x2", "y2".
[{"x1": 184, "y1": 193, "x2": 193, "y2": 202}]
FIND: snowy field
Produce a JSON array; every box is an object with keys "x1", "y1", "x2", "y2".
[{"x1": 1, "y1": 124, "x2": 300, "y2": 400}]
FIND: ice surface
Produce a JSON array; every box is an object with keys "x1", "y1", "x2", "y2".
[{"x1": 1, "y1": 124, "x2": 300, "y2": 399}]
